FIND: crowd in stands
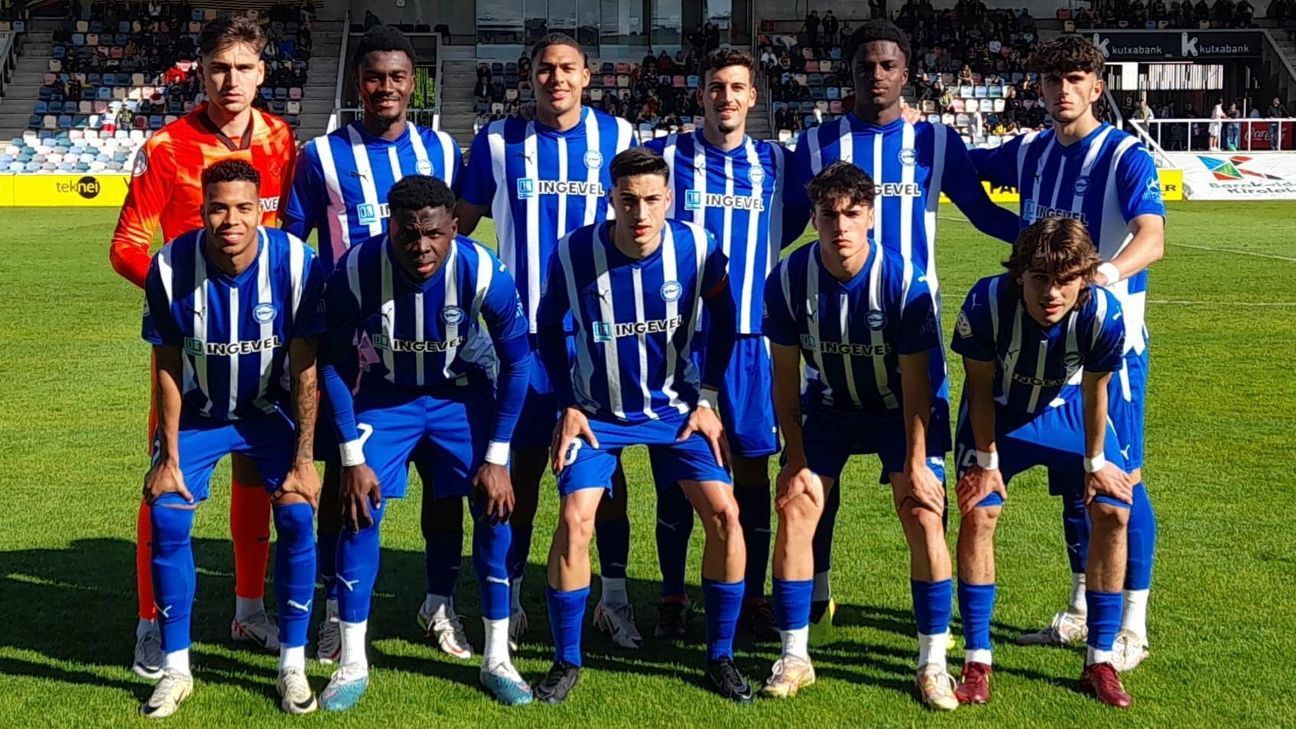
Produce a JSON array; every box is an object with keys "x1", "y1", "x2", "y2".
[
  {"x1": 31, "y1": 2, "x2": 313, "y2": 137},
  {"x1": 1063, "y1": 0, "x2": 1256, "y2": 30}
]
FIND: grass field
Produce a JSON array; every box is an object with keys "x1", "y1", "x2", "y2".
[{"x1": 1, "y1": 202, "x2": 1294, "y2": 728}]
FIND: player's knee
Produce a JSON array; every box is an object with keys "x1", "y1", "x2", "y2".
[
  {"x1": 150, "y1": 503, "x2": 196, "y2": 548},
  {"x1": 1089, "y1": 501, "x2": 1130, "y2": 529},
  {"x1": 703, "y1": 499, "x2": 742, "y2": 543},
  {"x1": 558, "y1": 500, "x2": 596, "y2": 550},
  {"x1": 776, "y1": 492, "x2": 823, "y2": 531},
  {"x1": 272, "y1": 502, "x2": 314, "y2": 542},
  {"x1": 271, "y1": 489, "x2": 309, "y2": 507},
  {"x1": 905, "y1": 504, "x2": 945, "y2": 534},
  {"x1": 962, "y1": 506, "x2": 1001, "y2": 536}
]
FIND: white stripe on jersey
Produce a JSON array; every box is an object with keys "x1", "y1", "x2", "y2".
[
  {"x1": 663, "y1": 134, "x2": 680, "y2": 219},
  {"x1": 226, "y1": 258, "x2": 240, "y2": 418},
  {"x1": 589, "y1": 236, "x2": 625, "y2": 419},
  {"x1": 804, "y1": 253, "x2": 833, "y2": 407},
  {"x1": 871, "y1": 133, "x2": 884, "y2": 260},
  {"x1": 345, "y1": 125, "x2": 384, "y2": 240},
  {"x1": 193, "y1": 234, "x2": 210, "y2": 416},
  {"x1": 926, "y1": 122, "x2": 947, "y2": 295},
  {"x1": 556, "y1": 135, "x2": 569, "y2": 238},
  {"x1": 629, "y1": 266, "x2": 656, "y2": 420},
  {"x1": 256, "y1": 230, "x2": 275, "y2": 413},
  {"x1": 559, "y1": 234, "x2": 596, "y2": 409},
  {"x1": 1026, "y1": 338, "x2": 1048, "y2": 413},
  {"x1": 413, "y1": 287, "x2": 425, "y2": 386},
  {"x1": 865, "y1": 250, "x2": 897, "y2": 409},
  {"x1": 313, "y1": 138, "x2": 351, "y2": 266},
  {"x1": 379, "y1": 243, "x2": 397, "y2": 382},
  {"x1": 523, "y1": 123, "x2": 541, "y2": 329},
  {"x1": 999, "y1": 303, "x2": 1023, "y2": 408},
  {"x1": 441, "y1": 243, "x2": 460, "y2": 379},
  {"x1": 659, "y1": 224, "x2": 686, "y2": 413},
  {"x1": 582, "y1": 111, "x2": 601, "y2": 226},
  {"x1": 691, "y1": 136, "x2": 707, "y2": 227},
  {"x1": 898, "y1": 124, "x2": 915, "y2": 295},
  {"x1": 739, "y1": 138, "x2": 763, "y2": 326}
]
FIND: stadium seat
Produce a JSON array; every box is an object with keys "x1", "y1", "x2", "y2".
[
  {"x1": 29, "y1": 115, "x2": 43, "y2": 129},
  {"x1": 289, "y1": 87, "x2": 302, "y2": 100},
  {"x1": 34, "y1": 101, "x2": 46, "y2": 114}
]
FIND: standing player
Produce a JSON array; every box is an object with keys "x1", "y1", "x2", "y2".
[
  {"x1": 966, "y1": 35, "x2": 1165, "y2": 670},
  {"x1": 782, "y1": 18, "x2": 1019, "y2": 644},
  {"x1": 532, "y1": 148, "x2": 751, "y2": 704},
  {"x1": 138, "y1": 160, "x2": 323, "y2": 718},
  {"x1": 281, "y1": 25, "x2": 470, "y2": 664},
  {"x1": 763, "y1": 162, "x2": 957, "y2": 710},
  {"x1": 108, "y1": 16, "x2": 299, "y2": 678},
  {"x1": 315, "y1": 177, "x2": 533, "y2": 709},
  {"x1": 645, "y1": 47, "x2": 786, "y2": 641},
  {"x1": 455, "y1": 33, "x2": 640, "y2": 649},
  {"x1": 950, "y1": 217, "x2": 1135, "y2": 708}
]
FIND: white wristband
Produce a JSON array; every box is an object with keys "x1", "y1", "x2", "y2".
[
  {"x1": 484, "y1": 440, "x2": 510, "y2": 466},
  {"x1": 974, "y1": 449, "x2": 999, "y2": 470},
  {"x1": 1084, "y1": 454, "x2": 1107, "y2": 473},
  {"x1": 1097, "y1": 262, "x2": 1121, "y2": 286},
  {"x1": 340, "y1": 439, "x2": 366, "y2": 467},
  {"x1": 697, "y1": 386, "x2": 719, "y2": 410}
]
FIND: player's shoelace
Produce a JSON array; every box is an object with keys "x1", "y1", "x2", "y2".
[
  {"x1": 432, "y1": 612, "x2": 472, "y2": 654},
  {"x1": 140, "y1": 669, "x2": 192, "y2": 718}
]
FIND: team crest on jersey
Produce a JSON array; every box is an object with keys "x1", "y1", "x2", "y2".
[
  {"x1": 749, "y1": 166, "x2": 765, "y2": 184},
  {"x1": 441, "y1": 306, "x2": 466, "y2": 325},
  {"x1": 132, "y1": 150, "x2": 148, "y2": 177},
  {"x1": 584, "y1": 150, "x2": 603, "y2": 169},
  {"x1": 417, "y1": 159, "x2": 433, "y2": 175},
  {"x1": 956, "y1": 310, "x2": 973, "y2": 338},
  {"x1": 866, "y1": 310, "x2": 886, "y2": 329},
  {"x1": 898, "y1": 147, "x2": 918, "y2": 166},
  {"x1": 1064, "y1": 352, "x2": 1084, "y2": 370},
  {"x1": 252, "y1": 303, "x2": 277, "y2": 323},
  {"x1": 1074, "y1": 176, "x2": 1090, "y2": 195},
  {"x1": 684, "y1": 189, "x2": 703, "y2": 211},
  {"x1": 517, "y1": 178, "x2": 536, "y2": 199},
  {"x1": 660, "y1": 280, "x2": 683, "y2": 302}
]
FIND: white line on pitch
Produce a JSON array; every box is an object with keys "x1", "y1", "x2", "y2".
[
  {"x1": 1167, "y1": 242, "x2": 1296, "y2": 262},
  {"x1": 1149, "y1": 299, "x2": 1296, "y2": 306}
]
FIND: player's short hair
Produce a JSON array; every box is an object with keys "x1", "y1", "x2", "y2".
[
  {"x1": 701, "y1": 48, "x2": 757, "y2": 83},
  {"x1": 529, "y1": 33, "x2": 587, "y2": 66},
  {"x1": 387, "y1": 175, "x2": 455, "y2": 216},
  {"x1": 199, "y1": 16, "x2": 267, "y2": 58},
  {"x1": 609, "y1": 148, "x2": 670, "y2": 187},
  {"x1": 847, "y1": 19, "x2": 911, "y2": 67},
  {"x1": 1004, "y1": 217, "x2": 1102, "y2": 304},
  {"x1": 352, "y1": 25, "x2": 417, "y2": 72},
  {"x1": 807, "y1": 161, "x2": 876, "y2": 213},
  {"x1": 1030, "y1": 36, "x2": 1105, "y2": 78},
  {"x1": 201, "y1": 159, "x2": 260, "y2": 191}
]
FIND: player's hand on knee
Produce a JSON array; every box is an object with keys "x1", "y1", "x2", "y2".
[
  {"x1": 1085, "y1": 464, "x2": 1133, "y2": 506},
  {"x1": 340, "y1": 464, "x2": 382, "y2": 532},
  {"x1": 956, "y1": 466, "x2": 1006, "y2": 515},
  {"x1": 904, "y1": 461, "x2": 946, "y2": 515},
  {"x1": 551, "y1": 406, "x2": 597, "y2": 475},
  {"x1": 144, "y1": 459, "x2": 192, "y2": 504},
  {"x1": 680, "y1": 405, "x2": 729, "y2": 467},
  {"x1": 275, "y1": 460, "x2": 322, "y2": 510},
  {"x1": 473, "y1": 463, "x2": 514, "y2": 525},
  {"x1": 775, "y1": 462, "x2": 823, "y2": 512}
]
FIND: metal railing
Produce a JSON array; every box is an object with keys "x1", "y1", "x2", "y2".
[
  {"x1": 327, "y1": 10, "x2": 351, "y2": 134},
  {"x1": 0, "y1": 31, "x2": 23, "y2": 101},
  {"x1": 1130, "y1": 117, "x2": 1296, "y2": 153},
  {"x1": 432, "y1": 32, "x2": 442, "y2": 130}
]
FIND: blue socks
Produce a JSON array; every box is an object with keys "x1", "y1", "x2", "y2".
[
  {"x1": 735, "y1": 484, "x2": 771, "y2": 600},
  {"x1": 272, "y1": 502, "x2": 316, "y2": 650},
  {"x1": 1086, "y1": 590, "x2": 1123, "y2": 658},
  {"x1": 912, "y1": 578, "x2": 953, "y2": 636},
  {"x1": 958, "y1": 581, "x2": 996, "y2": 656},
  {"x1": 546, "y1": 585, "x2": 590, "y2": 666},
  {"x1": 1125, "y1": 483, "x2": 1156, "y2": 590},
  {"x1": 336, "y1": 502, "x2": 385, "y2": 624},
  {"x1": 150, "y1": 497, "x2": 197, "y2": 652},
  {"x1": 469, "y1": 500, "x2": 512, "y2": 621},
  {"x1": 772, "y1": 577, "x2": 813, "y2": 630},
  {"x1": 702, "y1": 578, "x2": 744, "y2": 661},
  {"x1": 655, "y1": 485, "x2": 694, "y2": 599}
]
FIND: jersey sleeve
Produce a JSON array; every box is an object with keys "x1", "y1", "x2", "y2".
[
  {"x1": 1086, "y1": 290, "x2": 1126, "y2": 373},
  {"x1": 940, "y1": 126, "x2": 1020, "y2": 245},
  {"x1": 896, "y1": 268, "x2": 940, "y2": 355},
  {"x1": 1115, "y1": 143, "x2": 1166, "y2": 221},
  {"x1": 460, "y1": 126, "x2": 497, "y2": 209},
  {"x1": 111, "y1": 138, "x2": 177, "y2": 288},
  {"x1": 761, "y1": 260, "x2": 799, "y2": 347},
  {"x1": 949, "y1": 277, "x2": 997, "y2": 362},
  {"x1": 291, "y1": 245, "x2": 327, "y2": 338},
  {"x1": 781, "y1": 137, "x2": 813, "y2": 247},
  {"x1": 967, "y1": 133, "x2": 1022, "y2": 190},
  {"x1": 141, "y1": 256, "x2": 181, "y2": 345},
  {"x1": 481, "y1": 253, "x2": 529, "y2": 344},
  {"x1": 282, "y1": 141, "x2": 321, "y2": 239}
]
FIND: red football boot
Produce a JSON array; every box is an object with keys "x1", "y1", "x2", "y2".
[
  {"x1": 955, "y1": 661, "x2": 992, "y2": 704},
  {"x1": 1079, "y1": 662, "x2": 1132, "y2": 708}
]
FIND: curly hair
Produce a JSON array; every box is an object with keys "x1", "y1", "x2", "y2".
[
  {"x1": 701, "y1": 47, "x2": 757, "y2": 82},
  {"x1": 1004, "y1": 217, "x2": 1102, "y2": 305},
  {"x1": 201, "y1": 159, "x2": 260, "y2": 190},
  {"x1": 387, "y1": 174, "x2": 455, "y2": 215},
  {"x1": 846, "y1": 19, "x2": 912, "y2": 66},
  {"x1": 352, "y1": 25, "x2": 416, "y2": 71},
  {"x1": 807, "y1": 161, "x2": 876, "y2": 213},
  {"x1": 1030, "y1": 35, "x2": 1105, "y2": 77}
]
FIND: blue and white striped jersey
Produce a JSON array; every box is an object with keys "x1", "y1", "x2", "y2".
[
  {"x1": 142, "y1": 227, "x2": 325, "y2": 421},
  {"x1": 785, "y1": 115, "x2": 1020, "y2": 298},
  {"x1": 461, "y1": 107, "x2": 637, "y2": 332},
  {"x1": 536, "y1": 219, "x2": 728, "y2": 423},
  {"x1": 763, "y1": 242, "x2": 939, "y2": 415},
  {"x1": 645, "y1": 130, "x2": 787, "y2": 333},
  {"x1": 284, "y1": 121, "x2": 462, "y2": 276},
  {"x1": 950, "y1": 274, "x2": 1125, "y2": 416},
  {"x1": 969, "y1": 123, "x2": 1165, "y2": 355},
  {"x1": 324, "y1": 234, "x2": 529, "y2": 388}
]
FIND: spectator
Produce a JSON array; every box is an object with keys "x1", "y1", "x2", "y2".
[
  {"x1": 804, "y1": 9, "x2": 819, "y2": 46},
  {"x1": 1226, "y1": 101, "x2": 1241, "y2": 150},
  {"x1": 1267, "y1": 96, "x2": 1290, "y2": 149},
  {"x1": 823, "y1": 10, "x2": 839, "y2": 47},
  {"x1": 1209, "y1": 97, "x2": 1225, "y2": 151},
  {"x1": 1134, "y1": 97, "x2": 1155, "y2": 123}
]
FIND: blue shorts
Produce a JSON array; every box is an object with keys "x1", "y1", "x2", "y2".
[
  {"x1": 557, "y1": 413, "x2": 731, "y2": 496},
  {"x1": 1108, "y1": 350, "x2": 1148, "y2": 470},
  {"x1": 692, "y1": 333, "x2": 779, "y2": 458},
  {"x1": 354, "y1": 381, "x2": 492, "y2": 500},
  {"x1": 953, "y1": 391, "x2": 1129, "y2": 509},
  {"x1": 157, "y1": 411, "x2": 295, "y2": 501},
  {"x1": 800, "y1": 408, "x2": 948, "y2": 485},
  {"x1": 511, "y1": 335, "x2": 573, "y2": 450}
]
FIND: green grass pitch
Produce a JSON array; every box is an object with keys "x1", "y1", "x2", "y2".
[{"x1": 0, "y1": 201, "x2": 1293, "y2": 727}]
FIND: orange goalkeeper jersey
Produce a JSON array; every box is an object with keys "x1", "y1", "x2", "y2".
[{"x1": 109, "y1": 103, "x2": 297, "y2": 288}]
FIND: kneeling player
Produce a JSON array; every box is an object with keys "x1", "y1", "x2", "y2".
[
  {"x1": 762, "y1": 162, "x2": 957, "y2": 710},
  {"x1": 533, "y1": 148, "x2": 752, "y2": 704},
  {"x1": 317, "y1": 176, "x2": 534, "y2": 709},
  {"x1": 138, "y1": 160, "x2": 324, "y2": 718},
  {"x1": 951, "y1": 217, "x2": 1135, "y2": 708}
]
